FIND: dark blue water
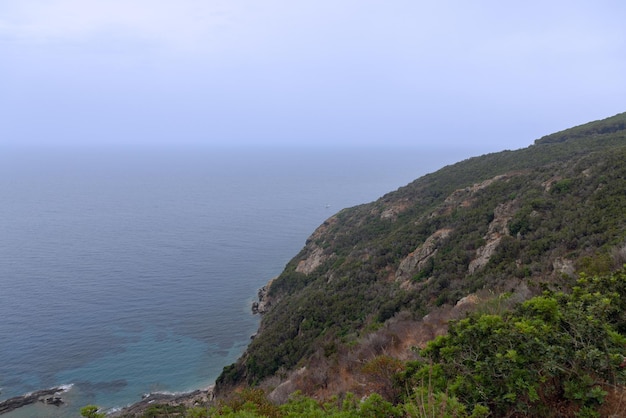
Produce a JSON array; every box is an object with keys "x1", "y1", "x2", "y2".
[{"x1": 0, "y1": 146, "x2": 467, "y2": 416}]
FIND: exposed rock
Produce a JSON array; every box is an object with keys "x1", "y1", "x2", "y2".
[
  {"x1": 379, "y1": 201, "x2": 410, "y2": 220},
  {"x1": 305, "y1": 215, "x2": 337, "y2": 245},
  {"x1": 455, "y1": 293, "x2": 480, "y2": 308},
  {"x1": 42, "y1": 396, "x2": 64, "y2": 406},
  {"x1": 542, "y1": 175, "x2": 563, "y2": 192},
  {"x1": 109, "y1": 388, "x2": 214, "y2": 417},
  {"x1": 395, "y1": 228, "x2": 453, "y2": 281},
  {"x1": 268, "y1": 367, "x2": 306, "y2": 404},
  {"x1": 296, "y1": 245, "x2": 326, "y2": 275},
  {"x1": 0, "y1": 387, "x2": 67, "y2": 415},
  {"x1": 469, "y1": 238, "x2": 503, "y2": 274},
  {"x1": 252, "y1": 278, "x2": 275, "y2": 315},
  {"x1": 490, "y1": 201, "x2": 516, "y2": 235},
  {"x1": 429, "y1": 174, "x2": 513, "y2": 218},
  {"x1": 468, "y1": 201, "x2": 517, "y2": 274},
  {"x1": 553, "y1": 257, "x2": 576, "y2": 277}
]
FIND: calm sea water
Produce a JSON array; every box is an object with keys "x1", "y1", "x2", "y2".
[{"x1": 0, "y1": 146, "x2": 467, "y2": 417}]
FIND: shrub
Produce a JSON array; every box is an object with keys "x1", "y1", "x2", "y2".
[{"x1": 413, "y1": 269, "x2": 626, "y2": 416}]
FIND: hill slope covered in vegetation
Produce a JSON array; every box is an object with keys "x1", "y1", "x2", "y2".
[
  {"x1": 219, "y1": 111, "x2": 626, "y2": 385},
  {"x1": 113, "y1": 112, "x2": 626, "y2": 417}
]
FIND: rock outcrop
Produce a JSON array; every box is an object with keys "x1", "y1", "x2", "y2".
[
  {"x1": 468, "y1": 200, "x2": 517, "y2": 274},
  {"x1": 395, "y1": 228, "x2": 453, "y2": 282},
  {"x1": 110, "y1": 388, "x2": 214, "y2": 417},
  {"x1": 295, "y1": 246, "x2": 326, "y2": 275},
  {"x1": 0, "y1": 386, "x2": 68, "y2": 415},
  {"x1": 252, "y1": 278, "x2": 274, "y2": 315}
]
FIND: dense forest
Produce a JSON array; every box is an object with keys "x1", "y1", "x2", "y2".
[{"x1": 110, "y1": 112, "x2": 626, "y2": 417}]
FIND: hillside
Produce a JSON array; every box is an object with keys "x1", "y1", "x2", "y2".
[
  {"x1": 216, "y1": 112, "x2": 626, "y2": 390},
  {"x1": 113, "y1": 112, "x2": 626, "y2": 417}
]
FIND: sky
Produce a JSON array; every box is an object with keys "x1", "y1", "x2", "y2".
[{"x1": 1, "y1": 1, "x2": 625, "y2": 151}]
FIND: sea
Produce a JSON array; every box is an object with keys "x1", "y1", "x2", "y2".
[{"x1": 0, "y1": 145, "x2": 470, "y2": 417}]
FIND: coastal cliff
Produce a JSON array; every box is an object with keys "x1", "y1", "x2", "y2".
[
  {"x1": 213, "y1": 112, "x2": 626, "y2": 413},
  {"x1": 74, "y1": 112, "x2": 626, "y2": 416}
]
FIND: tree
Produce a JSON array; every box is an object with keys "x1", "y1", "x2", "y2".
[{"x1": 80, "y1": 405, "x2": 105, "y2": 418}]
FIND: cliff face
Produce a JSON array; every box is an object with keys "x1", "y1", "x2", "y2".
[{"x1": 217, "y1": 112, "x2": 626, "y2": 398}]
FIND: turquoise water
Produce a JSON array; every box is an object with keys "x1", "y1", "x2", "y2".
[{"x1": 0, "y1": 146, "x2": 467, "y2": 416}]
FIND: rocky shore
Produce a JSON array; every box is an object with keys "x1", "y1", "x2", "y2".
[
  {"x1": 110, "y1": 280, "x2": 271, "y2": 416},
  {"x1": 1, "y1": 280, "x2": 272, "y2": 417},
  {"x1": 251, "y1": 278, "x2": 274, "y2": 315},
  {"x1": 0, "y1": 386, "x2": 69, "y2": 415},
  {"x1": 118, "y1": 278, "x2": 274, "y2": 412},
  {"x1": 109, "y1": 387, "x2": 214, "y2": 417}
]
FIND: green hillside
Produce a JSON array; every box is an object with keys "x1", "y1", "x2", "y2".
[
  {"x1": 218, "y1": 113, "x2": 626, "y2": 389},
  {"x1": 111, "y1": 112, "x2": 626, "y2": 417}
]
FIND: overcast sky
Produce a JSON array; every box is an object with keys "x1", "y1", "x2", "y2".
[{"x1": 1, "y1": 1, "x2": 625, "y2": 151}]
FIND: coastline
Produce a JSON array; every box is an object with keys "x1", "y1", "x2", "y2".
[
  {"x1": 0, "y1": 280, "x2": 272, "y2": 417},
  {"x1": 111, "y1": 279, "x2": 273, "y2": 416},
  {"x1": 0, "y1": 384, "x2": 216, "y2": 417},
  {"x1": 0, "y1": 386, "x2": 71, "y2": 415},
  {"x1": 0, "y1": 148, "x2": 425, "y2": 417},
  {"x1": 251, "y1": 277, "x2": 275, "y2": 316},
  {"x1": 108, "y1": 387, "x2": 215, "y2": 417}
]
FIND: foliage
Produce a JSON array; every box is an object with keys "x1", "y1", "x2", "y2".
[
  {"x1": 139, "y1": 404, "x2": 186, "y2": 417},
  {"x1": 216, "y1": 112, "x2": 626, "y2": 402},
  {"x1": 211, "y1": 388, "x2": 282, "y2": 418},
  {"x1": 186, "y1": 406, "x2": 210, "y2": 417},
  {"x1": 408, "y1": 269, "x2": 626, "y2": 416},
  {"x1": 80, "y1": 405, "x2": 105, "y2": 418},
  {"x1": 115, "y1": 270, "x2": 626, "y2": 417},
  {"x1": 125, "y1": 266, "x2": 626, "y2": 417},
  {"x1": 202, "y1": 390, "x2": 401, "y2": 417},
  {"x1": 136, "y1": 269, "x2": 626, "y2": 418}
]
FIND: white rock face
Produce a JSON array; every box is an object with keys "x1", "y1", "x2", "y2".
[
  {"x1": 468, "y1": 201, "x2": 517, "y2": 274},
  {"x1": 296, "y1": 245, "x2": 326, "y2": 275},
  {"x1": 252, "y1": 278, "x2": 275, "y2": 314},
  {"x1": 395, "y1": 228, "x2": 453, "y2": 281},
  {"x1": 468, "y1": 238, "x2": 503, "y2": 274}
]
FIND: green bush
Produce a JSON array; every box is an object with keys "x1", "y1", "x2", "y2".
[
  {"x1": 411, "y1": 269, "x2": 626, "y2": 416},
  {"x1": 80, "y1": 405, "x2": 105, "y2": 418}
]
